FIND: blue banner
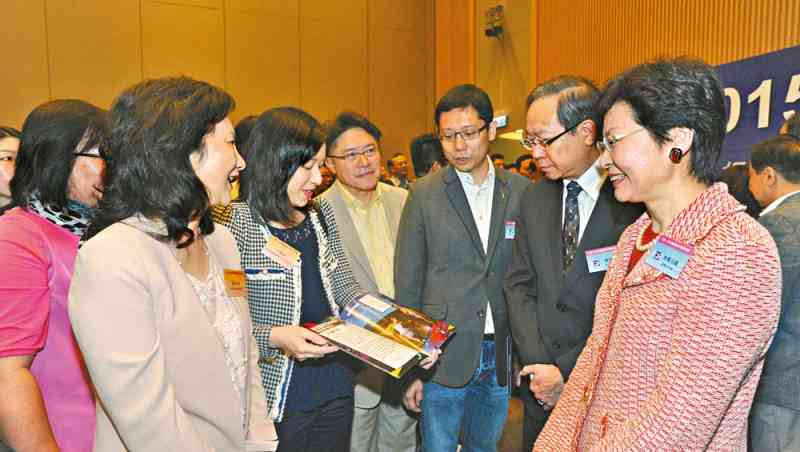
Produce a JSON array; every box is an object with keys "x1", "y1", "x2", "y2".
[{"x1": 717, "y1": 45, "x2": 800, "y2": 166}]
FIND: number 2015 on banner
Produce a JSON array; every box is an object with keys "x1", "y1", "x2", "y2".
[{"x1": 725, "y1": 74, "x2": 800, "y2": 132}]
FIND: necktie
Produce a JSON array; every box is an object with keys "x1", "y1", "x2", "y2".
[{"x1": 562, "y1": 181, "x2": 582, "y2": 274}]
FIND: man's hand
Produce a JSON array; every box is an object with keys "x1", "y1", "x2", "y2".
[
  {"x1": 519, "y1": 364, "x2": 564, "y2": 411},
  {"x1": 402, "y1": 379, "x2": 424, "y2": 413},
  {"x1": 418, "y1": 348, "x2": 441, "y2": 370},
  {"x1": 268, "y1": 326, "x2": 338, "y2": 361}
]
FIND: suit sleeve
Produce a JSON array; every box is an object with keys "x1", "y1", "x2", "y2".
[
  {"x1": 394, "y1": 185, "x2": 426, "y2": 311},
  {"x1": 504, "y1": 190, "x2": 551, "y2": 365},
  {"x1": 68, "y1": 241, "x2": 216, "y2": 452},
  {"x1": 588, "y1": 234, "x2": 781, "y2": 451}
]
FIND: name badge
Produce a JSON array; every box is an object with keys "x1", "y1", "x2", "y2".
[
  {"x1": 223, "y1": 269, "x2": 248, "y2": 297},
  {"x1": 263, "y1": 235, "x2": 301, "y2": 268},
  {"x1": 504, "y1": 220, "x2": 516, "y2": 239},
  {"x1": 585, "y1": 245, "x2": 615, "y2": 273},
  {"x1": 645, "y1": 236, "x2": 693, "y2": 279}
]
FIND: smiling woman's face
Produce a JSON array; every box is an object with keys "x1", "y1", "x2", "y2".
[
  {"x1": 0, "y1": 136, "x2": 20, "y2": 206},
  {"x1": 191, "y1": 117, "x2": 246, "y2": 207}
]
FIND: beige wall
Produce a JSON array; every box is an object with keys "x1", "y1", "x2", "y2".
[
  {"x1": 533, "y1": 0, "x2": 800, "y2": 86},
  {"x1": 1, "y1": 0, "x2": 435, "y2": 162}
]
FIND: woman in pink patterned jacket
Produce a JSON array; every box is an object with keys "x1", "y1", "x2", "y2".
[{"x1": 534, "y1": 58, "x2": 781, "y2": 451}]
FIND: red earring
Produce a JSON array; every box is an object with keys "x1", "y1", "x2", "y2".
[{"x1": 669, "y1": 148, "x2": 683, "y2": 163}]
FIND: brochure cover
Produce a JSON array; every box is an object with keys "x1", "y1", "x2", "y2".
[{"x1": 310, "y1": 293, "x2": 455, "y2": 378}]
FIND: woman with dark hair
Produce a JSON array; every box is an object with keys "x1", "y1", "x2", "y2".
[
  {"x1": 535, "y1": 59, "x2": 781, "y2": 451},
  {"x1": 216, "y1": 107, "x2": 437, "y2": 451},
  {"x1": 0, "y1": 126, "x2": 21, "y2": 214},
  {"x1": 68, "y1": 77, "x2": 277, "y2": 451},
  {"x1": 0, "y1": 100, "x2": 107, "y2": 452}
]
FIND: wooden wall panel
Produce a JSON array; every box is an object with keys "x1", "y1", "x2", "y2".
[
  {"x1": 299, "y1": 0, "x2": 369, "y2": 121},
  {"x1": 141, "y1": 0, "x2": 225, "y2": 87},
  {"x1": 225, "y1": 0, "x2": 300, "y2": 120},
  {"x1": 368, "y1": 0, "x2": 433, "y2": 159},
  {"x1": 46, "y1": 0, "x2": 141, "y2": 109},
  {"x1": 534, "y1": 0, "x2": 800, "y2": 87},
  {"x1": 434, "y1": 0, "x2": 475, "y2": 100},
  {"x1": 0, "y1": 0, "x2": 50, "y2": 128}
]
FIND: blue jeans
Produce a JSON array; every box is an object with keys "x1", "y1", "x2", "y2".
[{"x1": 420, "y1": 339, "x2": 510, "y2": 452}]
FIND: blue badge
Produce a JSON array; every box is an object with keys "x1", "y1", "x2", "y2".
[
  {"x1": 644, "y1": 236, "x2": 693, "y2": 279},
  {"x1": 585, "y1": 245, "x2": 615, "y2": 273},
  {"x1": 504, "y1": 220, "x2": 516, "y2": 239}
]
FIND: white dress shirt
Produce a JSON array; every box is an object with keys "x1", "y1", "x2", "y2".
[
  {"x1": 455, "y1": 158, "x2": 496, "y2": 334},
  {"x1": 561, "y1": 159, "x2": 607, "y2": 243}
]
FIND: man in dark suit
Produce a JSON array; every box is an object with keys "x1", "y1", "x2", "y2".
[
  {"x1": 747, "y1": 134, "x2": 800, "y2": 451},
  {"x1": 395, "y1": 84, "x2": 529, "y2": 452},
  {"x1": 504, "y1": 76, "x2": 643, "y2": 451}
]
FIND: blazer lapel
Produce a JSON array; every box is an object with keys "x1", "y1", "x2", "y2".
[
  {"x1": 564, "y1": 179, "x2": 618, "y2": 287},
  {"x1": 485, "y1": 171, "x2": 511, "y2": 267},
  {"x1": 444, "y1": 167, "x2": 486, "y2": 260},
  {"x1": 327, "y1": 183, "x2": 377, "y2": 286},
  {"x1": 544, "y1": 180, "x2": 566, "y2": 284}
]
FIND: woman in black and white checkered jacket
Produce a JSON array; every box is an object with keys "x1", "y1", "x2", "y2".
[{"x1": 216, "y1": 107, "x2": 363, "y2": 452}]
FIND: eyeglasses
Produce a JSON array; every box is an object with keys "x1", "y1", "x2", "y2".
[
  {"x1": 73, "y1": 146, "x2": 107, "y2": 160},
  {"x1": 520, "y1": 120, "x2": 583, "y2": 151},
  {"x1": 327, "y1": 145, "x2": 379, "y2": 163},
  {"x1": 596, "y1": 128, "x2": 645, "y2": 153},
  {"x1": 439, "y1": 123, "x2": 489, "y2": 144}
]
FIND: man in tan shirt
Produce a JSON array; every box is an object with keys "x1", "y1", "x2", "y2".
[{"x1": 320, "y1": 111, "x2": 414, "y2": 452}]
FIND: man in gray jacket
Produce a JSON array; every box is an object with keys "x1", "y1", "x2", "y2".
[
  {"x1": 748, "y1": 134, "x2": 800, "y2": 451},
  {"x1": 395, "y1": 84, "x2": 529, "y2": 452}
]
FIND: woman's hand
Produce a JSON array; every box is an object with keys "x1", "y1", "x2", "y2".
[
  {"x1": 268, "y1": 326, "x2": 338, "y2": 361},
  {"x1": 418, "y1": 348, "x2": 441, "y2": 370}
]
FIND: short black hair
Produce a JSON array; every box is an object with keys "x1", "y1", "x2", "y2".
[
  {"x1": 11, "y1": 100, "x2": 108, "y2": 209},
  {"x1": 240, "y1": 107, "x2": 325, "y2": 226},
  {"x1": 491, "y1": 153, "x2": 505, "y2": 161},
  {"x1": 410, "y1": 133, "x2": 446, "y2": 177},
  {"x1": 0, "y1": 126, "x2": 21, "y2": 139},
  {"x1": 235, "y1": 115, "x2": 258, "y2": 158},
  {"x1": 435, "y1": 84, "x2": 493, "y2": 129},
  {"x1": 85, "y1": 77, "x2": 234, "y2": 247},
  {"x1": 325, "y1": 111, "x2": 381, "y2": 155},
  {"x1": 596, "y1": 58, "x2": 726, "y2": 184},
  {"x1": 783, "y1": 112, "x2": 800, "y2": 138},
  {"x1": 515, "y1": 154, "x2": 533, "y2": 168},
  {"x1": 386, "y1": 152, "x2": 406, "y2": 169},
  {"x1": 526, "y1": 75, "x2": 600, "y2": 139},
  {"x1": 751, "y1": 134, "x2": 800, "y2": 184}
]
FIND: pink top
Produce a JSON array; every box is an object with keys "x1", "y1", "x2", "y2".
[
  {"x1": 535, "y1": 184, "x2": 782, "y2": 451},
  {"x1": 0, "y1": 207, "x2": 95, "y2": 452}
]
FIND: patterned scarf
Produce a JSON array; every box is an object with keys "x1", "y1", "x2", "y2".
[{"x1": 27, "y1": 194, "x2": 92, "y2": 238}]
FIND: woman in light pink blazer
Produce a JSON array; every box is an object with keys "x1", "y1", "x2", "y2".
[
  {"x1": 535, "y1": 59, "x2": 781, "y2": 451},
  {"x1": 69, "y1": 77, "x2": 277, "y2": 451}
]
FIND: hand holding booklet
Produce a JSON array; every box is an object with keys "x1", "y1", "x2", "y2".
[{"x1": 309, "y1": 293, "x2": 455, "y2": 378}]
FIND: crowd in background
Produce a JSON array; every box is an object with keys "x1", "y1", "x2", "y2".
[{"x1": 0, "y1": 56, "x2": 798, "y2": 452}]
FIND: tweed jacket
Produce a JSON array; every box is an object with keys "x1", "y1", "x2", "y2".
[
  {"x1": 755, "y1": 192, "x2": 800, "y2": 412},
  {"x1": 395, "y1": 165, "x2": 530, "y2": 387},
  {"x1": 535, "y1": 183, "x2": 781, "y2": 451},
  {"x1": 216, "y1": 199, "x2": 362, "y2": 422},
  {"x1": 319, "y1": 180, "x2": 408, "y2": 409},
  {"x1": 69, "y1": 216, "x2": 277, "y2": 452}
]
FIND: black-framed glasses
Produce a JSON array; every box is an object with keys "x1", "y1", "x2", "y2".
[
  {"x1": 73, "y1": 146, "x2": 107, "y2": 160},
  {"x1": 439, "y1": 123, "x2": 489, "y2": 144},
  {"x1": 521, "y1": 120, "x2": 583, "y2": 150},
  {"x1": 327, "y1": 145, "x2": 379, "y2": 163},
  {"x1": 596, "y1": 128, "x2": 645, "y2": 153}
]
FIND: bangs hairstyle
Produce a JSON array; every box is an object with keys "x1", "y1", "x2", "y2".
[
  {"x1": 0, "y1": 126, "x2": 21, "y2": 139},
  {"x1": 435, "y1": 84, "x2": 494, "y2": 129},
  {"x1": 85, "y1": 76, "x2": 234, "y2": 247},
  {"x1": 240, "y1": 107, "x2": 325, "y2": 226},
  {"x1": 595, "y1": 57, "x2": 726, "y2": 184},
  {"x1": 11, "y1": 99, "x2": 108, "y2": 209}
]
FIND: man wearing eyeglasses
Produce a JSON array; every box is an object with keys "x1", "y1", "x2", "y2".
[
  {"x1": 395, "y1": 84, "x2": 529, "y2": 452},
  {"x1": 319, "y1": 111, "x2": 416, "y2": 452},
  {"x1": 504, "y1": 76, "x2": 643, "y2": 451}
]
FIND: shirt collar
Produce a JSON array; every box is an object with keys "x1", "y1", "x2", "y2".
[
  {"x1": 339, "y1": 180, "x2": 383, "y2": 211},
  {"x1": 760, "y1": 189, "x2": 800, "y2": 217},
  {"x1": 563, "y1": 157, "x2": 606, "y2": 201},
  {"x1": 455, "y1": 156, "x2": 495, "y2": 188}
]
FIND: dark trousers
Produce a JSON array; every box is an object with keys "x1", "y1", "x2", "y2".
[
  {"x1": 520, "y1": 384, "x2": 549, "y2": 452},
  {"x1": 276, "y1": 395, "x2": 354, "y2": 452}
]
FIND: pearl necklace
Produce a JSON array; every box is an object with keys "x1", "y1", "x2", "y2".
[{"x1": 635, "y1": 223, "x2": 659, "y2": 252}]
